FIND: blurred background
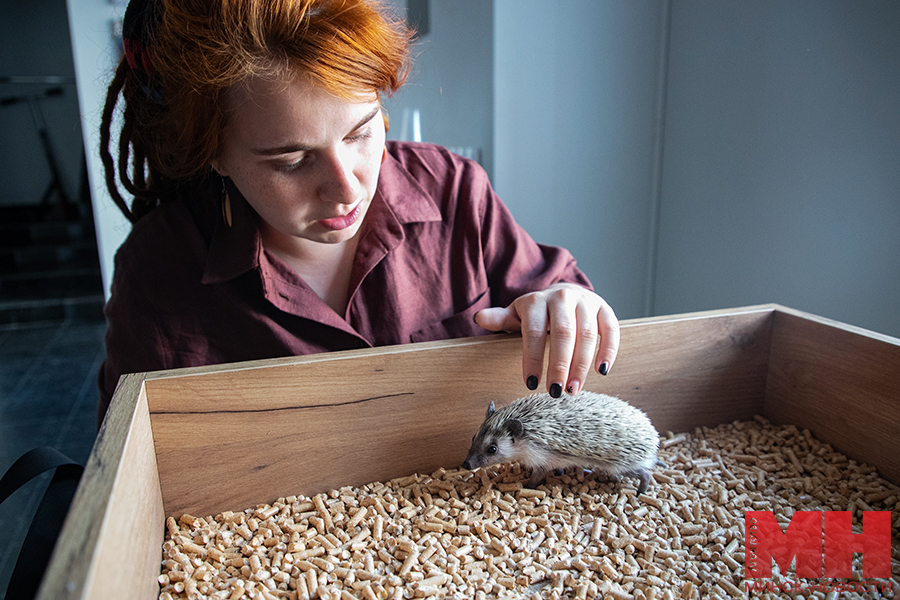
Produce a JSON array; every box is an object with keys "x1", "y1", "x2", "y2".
[
  {"x1": 4, "y1": 0, "x2": 897, "y2": 335},
  {"x1": 1, "y1": 0, "x2": 899, "y2": 596}
]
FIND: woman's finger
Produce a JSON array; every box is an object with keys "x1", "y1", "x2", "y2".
[
  {"x1": 565, "y1": 300, "x2": 599, "y2": 396},
  {"x1": 517, "y1": 294, "x2": 549, "y2": 392},
  {"x1": 543, "y1": 286, "x2": 579, "y2": 398},
  {"x1": 595, "y1": 300, "x2": 620, "y2": 375}
]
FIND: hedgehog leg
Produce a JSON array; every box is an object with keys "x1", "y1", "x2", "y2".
[
  {"x1": 621, "y1": 469, "x2": 651, "y2": 495},
  {"x1": 527, "y1": 466, "x2": 550, "y2": 488},
  {"x1": 636, "y1": 470, "x2": 651, "y2": 495}
]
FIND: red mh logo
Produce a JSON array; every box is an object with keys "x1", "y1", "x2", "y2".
[{"x1": 745, "y1": 511, "x2": 892, "y2": 578}]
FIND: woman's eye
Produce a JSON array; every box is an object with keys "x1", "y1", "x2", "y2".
[
  {"x1": 346, "y1": 129, "x2": 372, "y2": 143},
  {"x1": 487, "y1": 445, "x2": 497, "y2": 455},
  {"x1": 274, "y1": 156, "x2": 308, "y2": 173}
]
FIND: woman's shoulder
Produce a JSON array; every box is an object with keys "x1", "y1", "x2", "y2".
[
  {"x1": 383, "y1": 141, "x2": 496, "y2": 215},
  {"x1": 386, "y1": 141, "x2": 488, "y2": 184},
  {"x1": 111, "y1": 199, "x2": 211, "y2": 296}
]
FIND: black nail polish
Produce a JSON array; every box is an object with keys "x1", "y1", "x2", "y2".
[
  {"x1": 526, "y1": 375, "x2": 538, "y2": 390},
  {"x1": 550, "y1": 383, "x2": 563, "y2": 398},
  {"x1": 599, "y1": 362, "x2": 610, "y2": 376},
  {"x1": 566, "y1": 384, "x2": 575, "y2": 395}
]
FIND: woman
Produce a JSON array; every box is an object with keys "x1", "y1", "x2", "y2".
[{"x1": 97, "y1": 0, "x2": 619, "y2": 421}]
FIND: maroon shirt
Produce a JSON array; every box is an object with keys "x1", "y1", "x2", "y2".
[{"x1": 98, "y1": 142, "x2": 591, "y2": 418}]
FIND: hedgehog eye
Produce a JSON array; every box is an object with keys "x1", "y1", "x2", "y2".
[{"x1": 486, "y1": 445, "x2": 497, "y2": 455}]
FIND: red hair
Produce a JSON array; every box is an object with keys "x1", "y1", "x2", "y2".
[{"x1": 101, "y1": 0, "x2": 411, "y2": 222}]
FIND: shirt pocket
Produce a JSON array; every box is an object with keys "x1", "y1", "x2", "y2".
[{"x1": 410, "y1": 288, "x2": 494, "y2": 344}]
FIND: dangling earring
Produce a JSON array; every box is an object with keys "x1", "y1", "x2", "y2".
[{"x1": 221, "y1": 177, "x2": 233, "y2": 227}]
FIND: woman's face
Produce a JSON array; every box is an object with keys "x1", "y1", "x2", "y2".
[{"x1": 214, "y1": 74, "x2": 386, "y2": 249}]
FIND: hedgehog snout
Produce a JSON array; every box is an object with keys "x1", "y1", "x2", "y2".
[{"x1": 462, "y1": 452, "x2": 487, "y2": 471}]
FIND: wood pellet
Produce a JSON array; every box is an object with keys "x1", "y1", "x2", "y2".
[{"x1": 158, "y1": 416, "x2": 900, "y2": 599}]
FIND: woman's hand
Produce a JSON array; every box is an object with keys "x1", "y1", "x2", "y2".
[{"x1": 474, "y1": 283, "x2": 619, "y2": 397}]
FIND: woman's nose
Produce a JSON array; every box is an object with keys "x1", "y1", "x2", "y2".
[{"x1": 318, "y1": 150, "x2": 359, "y2": 205}]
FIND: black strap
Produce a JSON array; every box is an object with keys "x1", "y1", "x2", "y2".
[{"x1": 0, "y1": 447, "x2": 84, "y2": 600}]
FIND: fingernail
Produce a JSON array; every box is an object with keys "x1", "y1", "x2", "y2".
[
  {"x1": 550, "y1": 383, "x2": 563, "y2": 398},
  {"x1": 599, "y1": 362, "x2": 610, "y2": 376},
  {"x1": 526, "y1": 375, "x2": 538, "y2": 390},
  {"x1": 566, "y1": 381, "x2": 580, "y2": 396}
]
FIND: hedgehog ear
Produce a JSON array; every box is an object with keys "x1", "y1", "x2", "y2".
[
  {"x1": 485, "y1": 401, "x2": 495, "y2": 419},
  {"x1": 504, "y1": 419, "x2": 524, "y2": 439}
]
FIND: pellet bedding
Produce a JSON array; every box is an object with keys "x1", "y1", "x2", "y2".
[{"x1": 158, "y1": 416, "x2": 900, "y2": 600}]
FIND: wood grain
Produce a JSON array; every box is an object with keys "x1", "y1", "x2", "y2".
[
  {"x1": 145, "y1": 306, "x2": 776, "y2": 518},
  {"x1": 146, "y1": 335, "x2": 533, "y2": 518},
  {"x1": 764, "y1": 306, "x2": 900, "y2": 486}
]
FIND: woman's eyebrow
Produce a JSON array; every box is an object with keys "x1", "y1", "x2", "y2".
[{"x1": 251, "y1": 106, "x2": 381, "y2": 156}]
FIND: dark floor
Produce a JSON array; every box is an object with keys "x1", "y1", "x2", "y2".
[{"x1": 0, "y1": 318, "x2": 106, "y2": 600}]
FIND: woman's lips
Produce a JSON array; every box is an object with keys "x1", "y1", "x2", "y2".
[{"x1": 318, "y1": 202, "x2": 363, "y2": 231}]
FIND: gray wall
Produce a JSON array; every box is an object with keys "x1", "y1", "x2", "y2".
[
  {"x1": 655, "y1": 0, "x2": 900, "y2": 336},
  {"x1": 1, "y1": 0, "x2": 83, "y2": 208},
  {"x1": 494, "y1": 0, "x2": 668, "y2": 323},
  {"x1": 494, "y1": 0, "x2": 900, "y2": 338}
]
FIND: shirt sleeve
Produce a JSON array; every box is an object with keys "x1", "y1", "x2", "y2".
[{"x1": 96, "y1": 239, "x2": 170, "y2": 426}]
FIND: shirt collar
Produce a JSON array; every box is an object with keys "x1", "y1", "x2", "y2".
[
  {"x1": 201, "y1": 179, "x2": 262, "y2": 284},
  {"x1": 375, "y1": 145, "x2": 443, "y2": 225},
  {"x1": 201, "y1": 145, "x2": 442, "y2": 285}
]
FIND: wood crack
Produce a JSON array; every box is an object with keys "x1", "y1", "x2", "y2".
[{"x1": 151, "y1": 392, "x2": 415, "y2": 415}]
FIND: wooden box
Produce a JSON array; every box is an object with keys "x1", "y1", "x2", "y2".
[{"x1": 38, "y1": 304, "x2": 900, "y2": 599}]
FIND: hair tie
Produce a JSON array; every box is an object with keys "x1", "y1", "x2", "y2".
[{"x1": 122, "y1": 0, "x2": 164, "y2": 104}]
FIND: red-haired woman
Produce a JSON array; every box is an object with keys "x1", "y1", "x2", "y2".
[{"x1": 97, "y1": 0, "x2": 619, "y2": 422}]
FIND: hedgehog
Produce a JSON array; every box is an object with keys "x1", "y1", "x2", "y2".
[{"x1": 461, "y1": 391, "x2": 661, "y2": 494}]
